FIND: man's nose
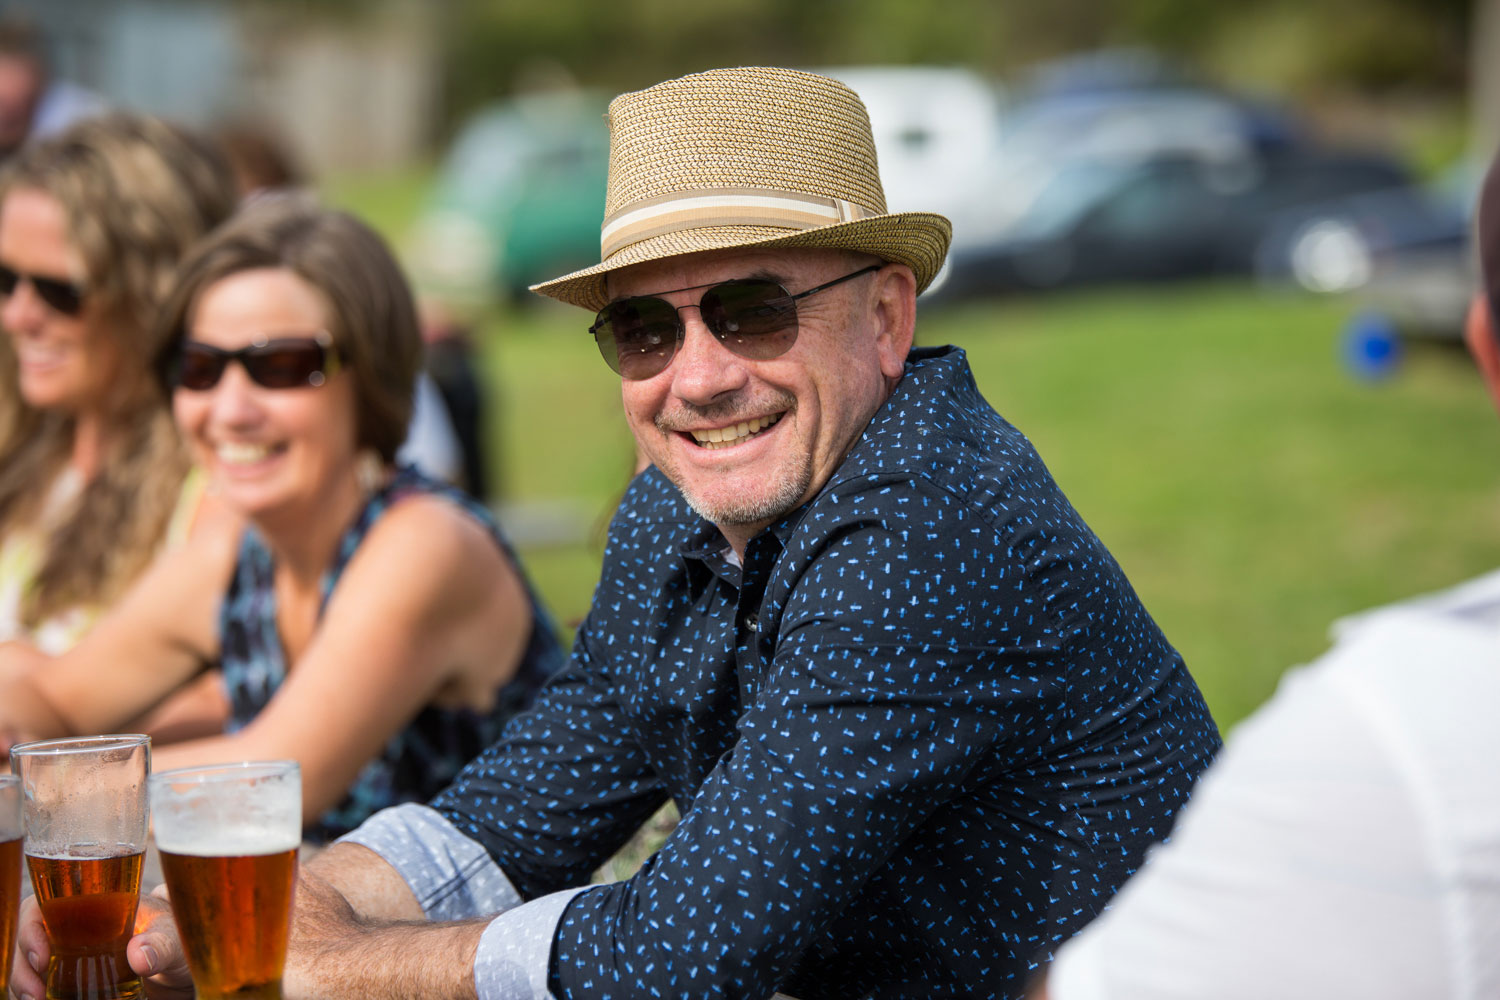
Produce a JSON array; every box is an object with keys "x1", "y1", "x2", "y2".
[{"x1": 668, "y1": 308, "x2": 749, "y2": 403}]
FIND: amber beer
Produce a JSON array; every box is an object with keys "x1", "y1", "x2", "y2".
[
  {"x1": 0, "y1": 836, "x2": 20, "y2": 995},
  {"x1": 10, "y1": 735, "x2": 151, "y2": 1000},
  {"x1": 158, "y1": 846, "x2": 297, "y2": 1000},
  {"x1": 1, "y1": 774, "x2": 21, "y2": 997},
  {"x1": 151, "y1": 761, "x2": 301, "y2": 1000},
  {"x1": 26, "y1": 851, "x2": 144, "y2": 1000}
]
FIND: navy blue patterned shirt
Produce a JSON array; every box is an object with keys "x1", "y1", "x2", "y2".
[{"x1": 346, "y1": 346, "x2": 1220, "y2": 1000}]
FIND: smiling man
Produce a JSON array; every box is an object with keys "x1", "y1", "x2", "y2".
[{"x1": 57, "y1": 67, "x2": 1221, "y2": 1000}]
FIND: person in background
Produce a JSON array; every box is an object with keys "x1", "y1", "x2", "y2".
[
  {"x1": 215, "y1": 119, "x2": 306, "y2": 199},
  {"x1": 0, "y1": 113, "x2": 237, "y2": 659},
  {"x1": 0, "y1": 15, "x2": 106, "y2": 160},
  {"x1": 83, "y1": 67, "x2": 1217, "y2": 1000},
  {"x1": 0, "y1": 197, "x2": 562, "y2": 842},
  {"x1": 1024, "y1": 154, "x2": 1500, "y2": 1000}
]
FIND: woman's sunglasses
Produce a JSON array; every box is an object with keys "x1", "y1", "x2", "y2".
[
  {"x1": 0, "y1": 263, "x2": 87, "y2": 317},
  {"x1": 590, "y1": 264, "x2": 881, "y2": 380},
  {"x1": 170, "y1": 333, "x2": 341, "y2": 391}
]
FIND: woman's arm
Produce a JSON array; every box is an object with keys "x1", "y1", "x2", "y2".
[
  {"x1": 151, "y1": 495, "x2": 532, "y2": 819},
  {"x1": 0, "y1": 515, "x2": 235, "y2": 747}
]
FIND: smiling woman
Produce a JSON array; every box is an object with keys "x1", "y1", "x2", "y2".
[
  {"x1": 0, "y1": 113, "x2": 237, "y2": 655},
  {"x1": 0, "y1": 198, "x2": 563, "y2": 840}
]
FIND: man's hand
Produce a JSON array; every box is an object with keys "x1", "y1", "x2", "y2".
[
  {"x1": 11, "y1": 895, "x2": 49, "y2": 1000},
  {"x1": 11, "y1": 888, "x2": 198, "y2": 1000},
  {"x1": 128, "y1": 888, "x2": 197, "y2": 999}
]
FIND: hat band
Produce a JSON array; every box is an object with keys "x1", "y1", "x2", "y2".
[{"x1": 600, "y1": 187, "x2": 880, "y2": 259}]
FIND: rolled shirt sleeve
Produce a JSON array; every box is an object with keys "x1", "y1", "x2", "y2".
[{"x1": 339, "y1": 804, "x2": 587, "y2": 999}]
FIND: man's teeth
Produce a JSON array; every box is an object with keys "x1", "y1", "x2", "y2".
[
  {"x1": 217, "y1": 442, "x2": 272, "y2": 465},
  {"x1": 690, "y1": 413, "x2": 781, "y2": 449}
]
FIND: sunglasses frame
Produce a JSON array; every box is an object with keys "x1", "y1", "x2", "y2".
[
  {"x1": 590, "y1": 263, "x2": 882, "y2": 380},
  {"x1": 0, "y1": 262, "x2": 87, "y2": 317},
  {"x1": 171, "y1": 331, "x2": 342, "y2": 391}
]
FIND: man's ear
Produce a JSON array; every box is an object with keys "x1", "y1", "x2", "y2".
[
  {"x1": 870, "y1": 263, "x2": 917, "y2": 382},
  {"x1": 1464, "y1": 295, "x2": 1500, "y2": 416}
]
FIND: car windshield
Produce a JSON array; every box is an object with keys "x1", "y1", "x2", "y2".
[{"x1": 1005, "y1": 161, "x2": 1140, "y2": 239}]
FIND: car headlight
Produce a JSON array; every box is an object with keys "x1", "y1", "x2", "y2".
[{"x1": 1290, "y1": 218, "x2": 1372, "y2": 294}]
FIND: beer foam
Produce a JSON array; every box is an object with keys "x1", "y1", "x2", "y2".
[
  {"x1": 28, "y1": 843, "x2": 145, "y2": 861},
  {"x1": 154, "y1": 822, "x2": 299, "y2": 857}
]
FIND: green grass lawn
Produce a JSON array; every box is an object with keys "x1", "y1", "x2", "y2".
[{"x1": 482, "y1": 282, "x2": 1500, "y2": 733}]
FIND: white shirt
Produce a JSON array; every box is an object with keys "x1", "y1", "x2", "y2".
[{"x1": 1047, "y1": 571, "x2": 1500, "y2": 1000}]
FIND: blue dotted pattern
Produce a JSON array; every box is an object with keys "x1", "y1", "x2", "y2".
[
  {"x1": 433, "y1": 347, "x2": 1220, "y2": 999},
  {"x1": 220, "y1": 464, "x2": 564, "y2": 843}
]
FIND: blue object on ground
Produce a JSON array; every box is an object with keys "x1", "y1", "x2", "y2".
[{"x1": 1342, "y1": 310, "x2": 1403, "y2": 379}]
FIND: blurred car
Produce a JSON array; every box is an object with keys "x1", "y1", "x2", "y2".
[
  {"x1": 1255, "y1": 183, "x2": 1468, "y2": 294},
  {"x1": 929, "y1": 148, "x2": 1462, "y2": 302},
  {"x1": 1010, "y1": 48, "x2": 1302, "y2": 155},
  {"x1": 1331, "y1": 157, "x2": 1478, "y2": 347},
  {"x1": 955, "y1": 50, "x2": 1307, "y2": 255},
  {"x1": 407, "y1": 88, "x2": 610, "y2": 305}
]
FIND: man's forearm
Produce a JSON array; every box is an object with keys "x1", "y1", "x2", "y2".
[
  {"x1": 285, "y1": 855, "x2": 488, "y2": 1000},
  {"x1": 287, "y1": 912, "x2": 488, "y2": 1000},
  {"x1": 304, "y1": 841, "x2": 426, "y2": 921}
]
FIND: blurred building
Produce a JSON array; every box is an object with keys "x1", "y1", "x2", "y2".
[{"x1": 4, "y1": 0, "x2": 442, "y2": 173}]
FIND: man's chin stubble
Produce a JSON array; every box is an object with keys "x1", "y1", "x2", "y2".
[{"x1": 674, "y1": 465, "x2": 811, "y2": 529}]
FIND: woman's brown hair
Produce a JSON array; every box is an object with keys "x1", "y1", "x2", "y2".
[
  {"x1": 155, "y1": 195, "x2": 422, "y2": 464},
  {"x1": 0, "y1": 113, "x2": 237, "y2": 627}
]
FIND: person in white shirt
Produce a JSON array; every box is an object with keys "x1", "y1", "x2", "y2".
[{"x1": 1029, "y1": 155, "x2": 1500, "y2": 1000}]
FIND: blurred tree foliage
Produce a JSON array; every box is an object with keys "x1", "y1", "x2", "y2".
[{"x1": 422, "y1": 0, "x2": 1469, "y2": 129}]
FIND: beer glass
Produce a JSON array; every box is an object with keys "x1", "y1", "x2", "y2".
[
  {"x1": 0, "y1": 774, "x2": 22, "y2": 997},
  {"x1": 150, "y1": 761, "x2": 300, "y2": 1000},
  {"x1": 11, "y1": 734, "x2": 151, "y2": 1000}
]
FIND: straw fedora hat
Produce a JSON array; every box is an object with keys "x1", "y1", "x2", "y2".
[{"x1": 530, "y1": 66, "x2": 953, "y2": 311}]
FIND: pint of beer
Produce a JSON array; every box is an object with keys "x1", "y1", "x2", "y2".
[
  {"x1": 0, "y1": 775, "x2": 22, "y2": 997},
  {"x1": 150, "y1": 761, "x2": 300, "y2": 1000},
  {"x1": 10, "y1": 734, "x2": 151, "y2": 1000}
]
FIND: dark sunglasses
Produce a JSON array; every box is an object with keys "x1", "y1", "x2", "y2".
[
  {"x1": 590, "y1": 264, "x2": 881, "y2": 380},
  {"x1": 170, "y1": 333, "x2": 341, "y2": 391},
  {"x1": 0, "y1": 263, "x2": 87, "y2": 317}
]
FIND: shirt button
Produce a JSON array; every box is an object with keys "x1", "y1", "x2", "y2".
[{"x1": 743, "y1": 613, "x2": 759, "y2": 633}]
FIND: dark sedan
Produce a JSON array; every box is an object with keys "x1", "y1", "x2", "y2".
[{"x1": 929, "y1": 150, "x2": 1463, "y2": 302}]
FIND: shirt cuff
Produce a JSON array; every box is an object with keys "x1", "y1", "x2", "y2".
[
  {"x1": 474, "y1": 886, "x2": 590, "y2": 1000},
  {"x1": 337, "y1": 802, "x2": 523, "y2": 921}
]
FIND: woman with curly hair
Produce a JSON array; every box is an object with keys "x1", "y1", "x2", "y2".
[{"x1": 0, "y1": 113, "x2": 237, "y2": 653}]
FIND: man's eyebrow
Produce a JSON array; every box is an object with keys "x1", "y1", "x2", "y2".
[{"x1": 742, "y1": 267, "x2": 790, "y2": 287}]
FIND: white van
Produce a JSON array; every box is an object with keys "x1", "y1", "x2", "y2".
[{"x1": 819, "y1": 66, "x2": 1008, "y2": 256}]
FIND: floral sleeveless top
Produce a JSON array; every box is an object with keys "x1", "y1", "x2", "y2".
[{"x1": 218, "y1": 465, "x2": 563, "y2": 842}]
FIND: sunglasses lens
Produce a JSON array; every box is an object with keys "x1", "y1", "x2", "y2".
[
  {"x1": 245, "y1": 342, "x2": 327, "y2": 388},
  {"x1": 32, "y1": 277, "x2": 83, "y2": 316},
  {"x1": 701, "y1": 280, "x2": 798, "y2": 360},
  {"x1": 0, "y1": 267, "x2": 83, "y2": 316},
  {"x1": 175, "y1": 345, "x2": 227, "y2": 391},
  {"x1": 596, "y1": 297, "x2": 681, "y2": 380}
]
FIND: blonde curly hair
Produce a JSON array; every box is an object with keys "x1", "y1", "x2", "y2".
[{"x1": 0, "y1": 113, "x2": 237, "y2": 628}]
